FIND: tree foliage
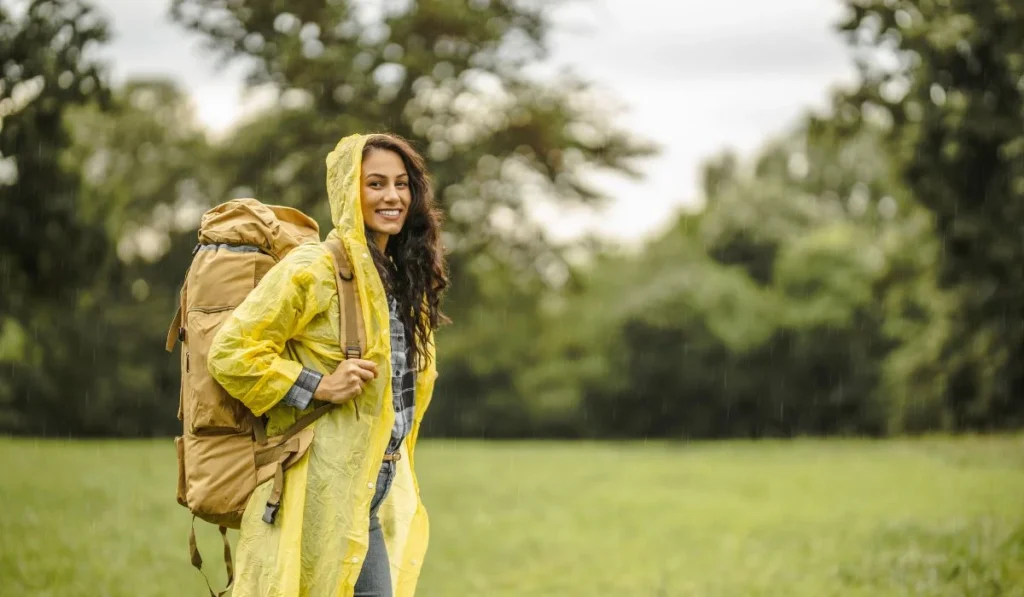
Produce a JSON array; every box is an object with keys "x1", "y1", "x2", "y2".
[
  {"x1": 0, "y1": 0, "x2": 115, "y2": 433},
  {"x1": 836, "y1": 0, "x2": 1024, "y2": 428}
]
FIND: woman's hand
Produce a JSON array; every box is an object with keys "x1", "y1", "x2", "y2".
[{"x1": 313, "y1": 359, "x2": 379, "y2": 404}]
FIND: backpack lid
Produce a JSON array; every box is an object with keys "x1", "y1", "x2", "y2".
[{"x1": 199, "y1": 198, "x2": 320, "y2": 260}]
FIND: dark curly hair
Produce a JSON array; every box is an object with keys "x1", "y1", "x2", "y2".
[{"x1": 363, "y1": 134, "x2": 449, "y2": 368}]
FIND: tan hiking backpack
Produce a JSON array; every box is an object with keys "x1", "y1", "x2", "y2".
[{"x1": 165, "y1": 198, "x2": 363, "y2": 596}]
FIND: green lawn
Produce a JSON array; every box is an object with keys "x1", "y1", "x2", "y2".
[{"x1": 2, "y1": 436, "x2": 1022, "y2": 596}]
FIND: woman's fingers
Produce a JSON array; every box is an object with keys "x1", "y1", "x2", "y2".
[
  {"x1": 352, "y1": 366, "x2": 376, "y2": 382},
  {"x1": 351, "y1": 359, "x2": 379, "y2": 377}
]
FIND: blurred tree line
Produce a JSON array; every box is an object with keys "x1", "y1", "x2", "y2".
[{"x1": 1, "y1": 0, "x2": 1021, "y2": 438}]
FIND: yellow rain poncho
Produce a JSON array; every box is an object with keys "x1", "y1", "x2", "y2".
[{"x1": 207, "y1": 134, "x2": 436, "y2": 597}]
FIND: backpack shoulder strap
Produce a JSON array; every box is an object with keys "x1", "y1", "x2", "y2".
[{"x1": 322, "y1": 238, "x2": 362, "y2": 360}]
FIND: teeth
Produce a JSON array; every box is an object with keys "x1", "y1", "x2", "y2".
[{"x1": 378, "y1": 209, "x2": 400, "y2": 216}]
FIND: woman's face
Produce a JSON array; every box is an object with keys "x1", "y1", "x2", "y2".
[{"x1": 360, "y1": 148, "x2": 412, "y2": 250}]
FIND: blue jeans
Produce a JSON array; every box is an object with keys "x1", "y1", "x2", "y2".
[{"x1": 354, "y1": 463, "x2": 396, "y2": 597}]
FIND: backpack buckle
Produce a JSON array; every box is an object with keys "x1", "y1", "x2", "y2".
[
  {"x1": 262, "y1": 501, "x2": 280, "y2": 524},
  {"x1": 345, "y1": 343, "x2": 361, "y2": 360}
]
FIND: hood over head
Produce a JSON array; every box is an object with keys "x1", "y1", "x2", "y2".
[{"x1": 325, "y1": 133, "x2": 370, "y2": 243}]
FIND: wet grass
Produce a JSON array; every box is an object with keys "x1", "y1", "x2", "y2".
[{"x1": 2, "y1": 435, "x2": 1022, "y2": 596}]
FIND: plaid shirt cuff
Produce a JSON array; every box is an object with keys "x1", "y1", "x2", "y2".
[{"x1": 282, "y1": 368, "x2": 323, "y2": 410}]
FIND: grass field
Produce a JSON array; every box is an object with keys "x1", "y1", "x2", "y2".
[{"x1": 2, "y1": 436, "x2": 1023, "y2": 596}]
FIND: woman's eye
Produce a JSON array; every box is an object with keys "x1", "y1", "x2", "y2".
[{"x1": 396, "y1": 182, "x2": 408, "y2": 188}]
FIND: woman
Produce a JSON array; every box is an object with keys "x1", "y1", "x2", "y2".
[{"x1": 207, "y1": 133, "x2": 448, "y2": 597}]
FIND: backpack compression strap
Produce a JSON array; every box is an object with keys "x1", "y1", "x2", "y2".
[
  {"x1": 165, "y1": 276, "x2": 188, "y2": 352},
  {"x1": 189, "y1": 519, "x2": 233, "y2": 597}
]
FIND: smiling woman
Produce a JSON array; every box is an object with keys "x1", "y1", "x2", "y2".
[{"x1": 201, "y1": 132, "x2": 449, "y2": 597}]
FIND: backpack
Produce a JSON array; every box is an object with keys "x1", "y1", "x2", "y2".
[{"x1": 164, "y1": 198, "x2": 363, "y2": 596}]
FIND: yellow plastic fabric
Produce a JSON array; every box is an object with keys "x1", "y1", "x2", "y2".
[{"x1": 207, "y1": 134, "x2": 437, "y2": 597}]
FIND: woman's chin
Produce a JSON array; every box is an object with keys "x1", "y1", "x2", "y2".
[{"x1": 368, "y1": 222, "x2": 404, "y2": 238}]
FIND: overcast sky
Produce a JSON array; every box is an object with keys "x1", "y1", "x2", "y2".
[{"x1": 88, "y1": 0, "x2": 857, "y2": 244}]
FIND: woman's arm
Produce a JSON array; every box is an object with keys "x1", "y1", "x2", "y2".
[{"x1": 207, "y1": 245, "x2": 328, "y2": 416}]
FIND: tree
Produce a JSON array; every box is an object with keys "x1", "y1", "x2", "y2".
[
  {"x1": 0, "y1": 0, "x2": 113, "y2": 433},
  {"x1": 837, "y1": 0, "x2": 1024, "y2": 428},
  {"x1": 58, "y1": 78, "x2": 217, "y2": 435},
  {"x1": 547, "y1": 113, "x2": 953, "y2": 439},
  {"x1": 0, "y1": 12, "x2": 214, "y2": 434}
]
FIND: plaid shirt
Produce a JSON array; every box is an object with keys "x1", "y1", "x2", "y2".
[
  {"x1": 386, "y1": 297, "x2": 416, "y2": 455},
  {"x1": 283, "y1": 298, "x2": 415, "y2": 456}
]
